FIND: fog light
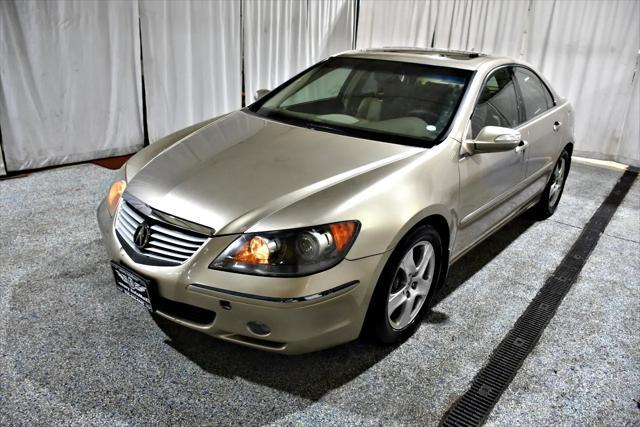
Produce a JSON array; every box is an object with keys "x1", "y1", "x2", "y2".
[{"x1": 247, "y1": 321, "x2": 271, "y2": 336}]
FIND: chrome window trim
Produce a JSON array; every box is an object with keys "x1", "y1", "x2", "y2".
[{"x1": 464, "y1": 63, "x2": 559, "y2": 140}]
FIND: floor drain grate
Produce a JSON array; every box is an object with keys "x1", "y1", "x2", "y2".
[{"x1": 440, "y1": 170, "x2": 637, "y2": 427}]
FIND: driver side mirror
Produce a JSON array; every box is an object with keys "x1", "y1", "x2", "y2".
[
  {"x1": 255, "y1": 89, "x2": 270, "y2": 101},
  {"x1": 464, "y1": 126, "x2": 522, "y2": 155}
]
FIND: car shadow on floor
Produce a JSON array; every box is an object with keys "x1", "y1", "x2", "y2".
[
  {"x1": 155, "y1": 215, "x2": 536, "y2": 402},
  {"x1": 426, "y1": 215, "x2": 536, "y2": 323},
  {"x1": 154, "y1": 315, "x2": 398, "y2": 401}
]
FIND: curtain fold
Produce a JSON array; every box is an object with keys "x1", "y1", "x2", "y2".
[
  {"x1": 617, "y1": 58, "x2": 639, "y2": 167},
  {"x1": 356, "y1": 0, "x2": 640, "y2": 167},
  {"x1": 527, "y1": 0, "x2": 639, "y2": 166},
  {"x1": 0, "y1": 0, "x2": 144, "y2": 171},
  {"x1": 139, "y1": 0, "x2": 242, "y2": 142},
  {"x1": 432, "y1": 0, "x2": 530, "y2": 57},
  {"x1": 243, "y1": 0, "x2": 355, "y2": 104},
  {"x1": 356, "y1": 0, "x2": 528, "y2": 56},
  {"x1": 356, "y1": 0, "x2": 438, "y2": 48}
]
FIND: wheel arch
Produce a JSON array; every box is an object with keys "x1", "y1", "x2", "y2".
[
  {"x1": 383, "y1": 212, "x2": 452, "y2": 295},
  {"x1": 564, "y1": 141, "x2": 574, "y2": 156},
  {"x1": 407, "y1": 214, "x2": 451, "y2": 292},
  {"x1": 562, "y1": 141, "x2": 574, "y2": 174},
  {"x1": 361, "y1": 212, "x2": 452, "y2": 339},
  {"x1": 412, "y1": 214, "x2": 450, "y2": 260}
]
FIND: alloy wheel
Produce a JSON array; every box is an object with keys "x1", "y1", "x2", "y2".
[
  {"x1": 387, "y1": 240, "x2": 436, "y2": 330},
  {"x1": 549, "y1": 156, "x2": 566, "y2": 209}
]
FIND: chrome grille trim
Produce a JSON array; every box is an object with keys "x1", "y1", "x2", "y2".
[
  {"x1": 151, "y1": 232, "x2": 201, "y2": 249},
  {"x1": 150, "y1": 224, "x2": 208, "y2": 243},
  {"x1": 146, "y1": 246, "x2": 190, "y2": 260},
  {"x1": 115, "y1": 198, "x2": 209, "y2": 266},
  {"x1": 121, "y1": 202, "x2": 144, "y2": 222},
  {"x1": 119, "y1": 219, "x2": 136, "y2": 236},
  {"x1": 148, "y1": 240, "x2": 194, "y2": 255},
  {"x1": 119, "y1": 214, "x2": 138, "y2": 230},
  {"x1": 123, "y1": 192, "x2": 215, "y2": 237}
]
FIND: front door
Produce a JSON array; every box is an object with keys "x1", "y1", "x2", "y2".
[{"x1": 454, "y1": 67, "x2": 527, "y2": 257}]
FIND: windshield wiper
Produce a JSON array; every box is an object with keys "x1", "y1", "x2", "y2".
[
  {"x1": 257, "y1": 109, "x2": 347, "y2": 135},
  {"x1": 302, "y1": 120, "x2": 346, "y2": 135}
]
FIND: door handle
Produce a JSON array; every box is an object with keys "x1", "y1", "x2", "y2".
[
  {"x1": 515, "y1": 140, "x2": 528, "y2": 153},
  {"x1": 553, "y1": 121, "x2": 562, "y2": 131}
]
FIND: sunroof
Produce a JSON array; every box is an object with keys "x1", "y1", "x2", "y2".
[{"x1": 369, "y1": 48, "x2": 484, "y2": 60}]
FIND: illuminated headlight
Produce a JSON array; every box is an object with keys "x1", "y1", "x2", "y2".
[
  {"x1": 106, "y1": 167, "x2": 127, "y2": 216},
  {"x1": 210, "y1": 221, "x2": 360, "y2": 277}
]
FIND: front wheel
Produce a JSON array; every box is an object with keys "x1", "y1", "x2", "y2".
[
  {"x1": 368, "y1": 225, "x2": 443, "y2": 344},
  {"x1": 532, "y1": 149, "x2": 570, "y2": 219}
]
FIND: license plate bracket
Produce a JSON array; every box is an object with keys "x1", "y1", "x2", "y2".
[{"x1": 110, "y1": 261, "x2": 155, "y2": 312}]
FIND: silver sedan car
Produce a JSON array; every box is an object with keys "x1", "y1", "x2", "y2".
[{"x1": 98, "y1": 49, "x2": 573, "y2": 354}]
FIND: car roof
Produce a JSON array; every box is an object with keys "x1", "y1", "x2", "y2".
[{"x1": 336, "y1": 48, "x2": 518, "y2": 71}]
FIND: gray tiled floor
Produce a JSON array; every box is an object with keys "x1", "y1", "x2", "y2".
[
  {"x1": 488, "y1": 233, "x2": 640, "y2": 425},
  {"x1": 0, "y1": 162, "x2": 637, "y2": 425}
]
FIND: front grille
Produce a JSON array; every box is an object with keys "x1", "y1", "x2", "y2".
[{"x1": 115, "y1": 200, "x2": 209, "y2": 266}]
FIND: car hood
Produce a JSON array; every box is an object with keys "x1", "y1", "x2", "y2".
[{"x1": 126, "y1": 111, "x2": 423, "y2": 234}]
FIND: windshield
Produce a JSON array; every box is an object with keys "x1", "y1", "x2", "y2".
[{"x1": 249, "y1": 57, "x2": 472, "y2": 147}]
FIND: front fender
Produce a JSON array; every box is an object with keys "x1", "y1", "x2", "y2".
[
  {"x1": 247, "y1": 139, "x2": 461, "y2": 260},
  {"x1": 383, "y1": 204, "x2": 456, "y2": 255}
]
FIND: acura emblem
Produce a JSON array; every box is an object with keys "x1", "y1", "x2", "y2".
[{"x1": 133, "y1": 222, "x2": 151, "y2": 249}]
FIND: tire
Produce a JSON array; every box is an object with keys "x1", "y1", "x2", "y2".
[
  {"x1": 367, "y1": 224, "x2": 444, "y2": 344},
  {"x1": 532, "y1": 148, "x2": 570, "y2": 219}
]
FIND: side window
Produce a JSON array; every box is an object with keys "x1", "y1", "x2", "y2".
[
  {"x1": 514, "y1": 67, "x2": 554, "y2": 121},
  {"x1": 281, "y1": 67, "x2": 351, "y2": 107},
  {"x1": 470, "y1": 68, "x2": 519, "y2": 139}
]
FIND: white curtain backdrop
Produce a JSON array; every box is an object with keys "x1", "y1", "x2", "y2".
[
  {"x1": 243, "y1": 0, "x2": 355, "y2": 104},
  {"x1": 525, "y1": 0, "x2": 640, "y2": 166},
  {"x1": 0, "y1": 0, "x2": 636, "y2": 171},
  {"x1": 432, "y1": 0, "x2": 530, "y2": 56},
  {"x1": 357, "y1": 0, "x2": 640, "y2": 167},
  {"x1": 356, "y1": 0, "x2": 529, "y2": 56},
  {"x1": 0, "y1": 0, "x2": 144, "y2": 171},
  {"x1": 621, "y1": 59, "x2": 639, "y2": 166},
  {"x1": 139, "y1": 0, "x2": 242, "y2": 143}
]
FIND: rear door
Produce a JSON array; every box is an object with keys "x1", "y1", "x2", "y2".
[{"x1": 513, "y1": 66, "x2": 563, "y2": 197}]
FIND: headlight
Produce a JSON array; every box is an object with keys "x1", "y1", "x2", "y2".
[
  {"x1": 106, "y1": 180, "x2": 126, "y2": 216},
  {"x1": 210, "y1": 221, "x2": 360, "y2": 277},
  {"x1": 106, "y1": 167, "x2": 127, "y2": 216}
]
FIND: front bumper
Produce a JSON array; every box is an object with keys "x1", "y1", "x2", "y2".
[{"x1": 97, "y1": 199, "x2": 386, "y2": 354}]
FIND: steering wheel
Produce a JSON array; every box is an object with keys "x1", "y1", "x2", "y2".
[{"x1": 406, "y1": 108, "x2": 440, "y2": 124}]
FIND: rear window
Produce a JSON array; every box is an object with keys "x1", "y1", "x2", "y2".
[{"x1": 514, "y1": 67, "x2": 554, "y2": 121}]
